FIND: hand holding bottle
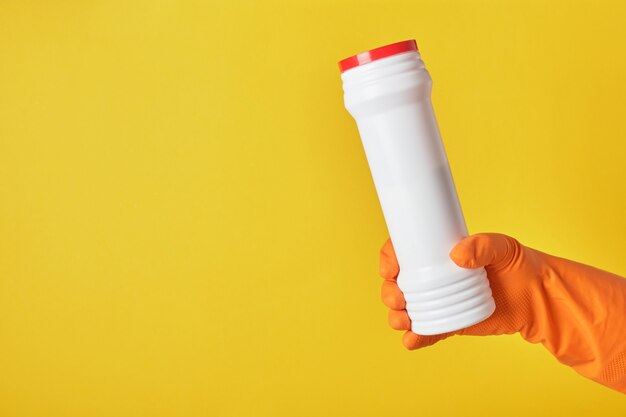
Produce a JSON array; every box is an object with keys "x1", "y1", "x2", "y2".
[{"x1": 380, "y1": 233, "x2": 626, "y2": 393}]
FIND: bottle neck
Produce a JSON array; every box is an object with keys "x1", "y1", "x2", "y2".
[{"x1": 341, "y1": 51, "x2": 432, "y2": 119}]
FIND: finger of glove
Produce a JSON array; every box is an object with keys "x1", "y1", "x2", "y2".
[
  {"x1": 450, "y1": 233, "x2": 518, "y2": 270},
  {"x1": 380, "y1": 239, "x2": 399, "y2": 280},
  {"x1": 402, "y1": 330, "x2": 453, "y2": 350},
  {"x1": 459, "y1": 313, "x2": 506, "y2": 337},
  {"x1": 388, "y1": 309, "x2": 411, "y2": 330},
  {"x1": 381, "y1": 280, "x2": 405, "y2": 310}
]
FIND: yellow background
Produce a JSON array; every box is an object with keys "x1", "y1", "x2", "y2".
[{"x1": 1, "y1": 0, "x2": 625, "y2": 415}]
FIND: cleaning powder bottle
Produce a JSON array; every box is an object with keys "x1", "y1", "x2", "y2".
[{"x1": 339, "y1": 40, "x2": 495, "y2": 335}]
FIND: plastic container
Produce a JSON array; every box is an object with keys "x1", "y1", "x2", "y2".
[{"x1": 339, "y1": 40, "x2": 495, "y2": 335}]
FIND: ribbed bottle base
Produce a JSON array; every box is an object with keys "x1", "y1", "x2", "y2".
[{"x1": 399, "y1": 267, "x2": 496, "y2": 335}]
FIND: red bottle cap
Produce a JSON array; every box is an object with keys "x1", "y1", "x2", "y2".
[{"x1": 338, "y1": 40, "x2": 418, "y2": 73}]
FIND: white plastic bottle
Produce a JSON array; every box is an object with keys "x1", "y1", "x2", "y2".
[{"x1": 339, "y1": 40, "x2": 495, "y2": 335}]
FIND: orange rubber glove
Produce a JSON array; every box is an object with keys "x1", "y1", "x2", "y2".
[{"x1": 380, "y1": 233, "x2": 626, "y2": 393}]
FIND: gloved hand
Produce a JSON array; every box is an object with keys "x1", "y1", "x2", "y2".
[{"x1": 380, "y1": 233, "x2": 626, "y2": 393}]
